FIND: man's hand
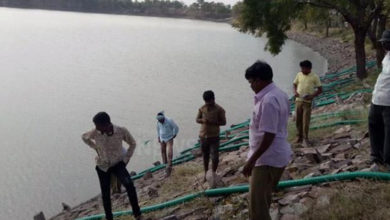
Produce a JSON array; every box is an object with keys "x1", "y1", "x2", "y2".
[
  {"x1": 242, "y1": 160, "x2": 256, "y2": 177},
  {"x1": 294, "y1": 92, "x2": 300, "y2": 98}
]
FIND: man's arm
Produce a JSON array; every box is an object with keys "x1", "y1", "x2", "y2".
[
  {"x1": 293, "y1": 84, "x2": 299, "y2": 97},
  {"x1": 171, "y1": 119, "x2": 179, "y2": 137},
  {"x1": 196, "y1": 109, "x2": 206, "y2": 124},
  {"x1": 123, "y1": 128, "x2": 137, "y2": 164},
  {"x1": 242, "y1": 132, "x2": 275, "y2": 177},
  {"x1": 218, "y1": 108, "x2": 227, "y2": 126},
  {"x1": 157, "y1": 124, "x2": 161, "y2": 143},
  {"x1": 81, "y1": 130, "x2": 97, "y2": 149}
]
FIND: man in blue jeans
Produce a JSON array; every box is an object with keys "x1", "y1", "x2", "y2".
[
  {"x1": 369, "y1": 30, "x2": 390, "y2": 169},
  {"x1": 82, "y1": 112, "x2": 142, "y2": 220}
]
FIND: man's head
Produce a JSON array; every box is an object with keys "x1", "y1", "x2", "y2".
[
  {"x1": 203, "y1": 90, "x2": 215, "y2": 105},
  {"x1": 245, "y1": 60, "x2": 273, "y2": 94},
  {"x1": 380, "y1": 30, "x2": 390, "y2": 51},
  {"x1": 93, "y1": 112, "x2": 113, "y2": 135},
  {"x1": 300, "y1": 60, "x2": 312, "y2": 75},
  {"x1": 156, "y1": 112, "x2": 165, "y2": 123}
]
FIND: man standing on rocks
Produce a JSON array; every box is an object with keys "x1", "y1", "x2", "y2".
[
  {"x1": 293, "y1": 60, "x2": 322, "y2": 146},
  {"x1": 196, "y1": 90, "x2": 226, "y2": 187},
  {"x1": 82, "y1": 112, "x2": 142, "y2": 220},
  {"x1": 243, "y1": 61, "x2": 292, "y2": 220},
  {"x1": 157, "y1": 111, "x2": 179, "y2": 177},
  {"x1": 369, "y1": 30, "x2": 390, "y2": 168}
]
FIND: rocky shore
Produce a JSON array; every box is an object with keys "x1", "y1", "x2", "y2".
[
  {"x1": 46, "y1": 32, "x2": 383, "y2": 220},
  {"x1": 287, "y1": 31, "x2": 355, "y2": 73}
]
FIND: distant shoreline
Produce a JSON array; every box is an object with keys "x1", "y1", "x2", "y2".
[{"x1": 0, "y1": 6, "x2": 232, "y2": 23}]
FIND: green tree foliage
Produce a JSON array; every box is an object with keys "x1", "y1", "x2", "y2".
[
  {"x1": 0, "y1": 0, "x2": 232, "y2": 19},
  {"x1": 234, "y1": 0, "x2": 386, "y2": 79},
  {"x1": 186, "y1": 0, "x2": 231, "y2": 19},
  {"x1": 233, "y1": 0, "x2": 300, "y2": 55}
]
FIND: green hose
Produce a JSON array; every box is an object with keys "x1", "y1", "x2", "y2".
[{"x1": 76, "y1": 171, "x2": 390, "y2": 220}]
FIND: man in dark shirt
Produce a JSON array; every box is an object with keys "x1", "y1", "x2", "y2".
[{"x1": 196, "y1": 90, "x2": 226, "y2": 187}]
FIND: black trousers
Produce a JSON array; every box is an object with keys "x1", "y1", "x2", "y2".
[
  {"x1": 96, "y1": 161, "x2": 141, "y2": 220},
  {"x1": 200, "y1": 137, "x2": 220, "y2": 172},
  {"x1": 369, "y1": 103, "x2": 390, "y2": 165}
]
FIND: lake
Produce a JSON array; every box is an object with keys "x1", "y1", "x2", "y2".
[{"x1": 0, "y1": 8, "x2": 327, "y2": 219}]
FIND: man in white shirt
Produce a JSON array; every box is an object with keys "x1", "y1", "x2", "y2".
[
  {"x1": 369, "y1": 30, "x2": 390, "y2": 168},
  {"x1": 157, "y1": 112, "x2": 179, "y2": 177},
  {"x1": 82, "y1": 112, "x2": 142, "y2": 220}
]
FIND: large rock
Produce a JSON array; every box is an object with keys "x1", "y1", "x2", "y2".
[
  {"x1": 278, "y1": 194, "x2": 300, "y2": 206},
  {"x1": 147, "y1": 186, "x2": 159, "y2": 199},
  {"x1": 160, "y1": 215, "x2": 179, "y2": 220},
  {"x1": 191, "y1": 148, "x2": 203, "y2": 157},
  {"x1": 316, "y1": 144, "x2": 331, "y2": 153},
  {"x1": 316, "y1": 195, "x2": 330, "y2": 208},
  {"x1": 280, "y1": 214, "x2": 299, "y2": 220},
  {"x1": 206, "y1": 171, "x2": 225, "y2": 188},
  {"x1": 143, "y1": 171, "x2": 153, "y2": 180},
  {"x1": 329, "y1": 144, "x2": 352, "y2": 154}
]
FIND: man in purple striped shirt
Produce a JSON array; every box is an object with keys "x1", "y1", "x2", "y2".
[{"x1": 242, "y1": 61, "x2": 292, "y2": 220}]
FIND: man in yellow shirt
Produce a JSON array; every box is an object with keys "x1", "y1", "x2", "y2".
[{"x1": 293, "y1": 60, "x2": 322, "y2": 146}]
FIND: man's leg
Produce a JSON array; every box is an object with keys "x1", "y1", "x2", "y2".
[
  {"x1": 112, "y1": 162, "x2": 142, "y2": 218},
  {"x1": 382, "y1": 106, "x2": 390, "y2": 166},
  {"x1": 249, "y1": 166, "x2": 284, "y2": 220},
  {"x1": 295, "y1": 101, "x2": 304, "y2": 143},
  {"x1": 200, "y1": 138, "x2": 210, "y2": 182},
  {"x1": 167, "y1": 139, "x2": 174, "y2": 167},
  {"x1": 96, "y1": 167, "x2": 113, "y2": 220},
  {"x1": 160, "y1": 141, "x2": 167, "y2": 164},
  {"x1": 209, "y1": 137, "x2": 220, "y2": 188},
  {"x1": 210, "y1": 138, "x2": 220, "y2": 172},
  {"x1": 164, "y1": 139, "x2": 174, "y2": 177},
  {"x1": 369, "y1": 104, "x2": 384, "y2": 163},
  {"x1": 302, "y1": 102, "x2": 313, "y2": 141}
]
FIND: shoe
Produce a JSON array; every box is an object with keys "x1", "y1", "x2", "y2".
[{"x1": 135, "y1": 215, "x2": 143, "y2": 220}]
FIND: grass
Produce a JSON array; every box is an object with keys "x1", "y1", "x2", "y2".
[
  {"x1": 142, "y1": 162, "x2": 203, "y2": 206},
  {"x1": 302, "y1": 180, "x2": 390, "y2": 220}
]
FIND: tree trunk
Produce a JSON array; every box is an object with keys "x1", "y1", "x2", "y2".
[
  {"x1": 325, "y1": 18, "x2": 330, "y2": 37},
  {"x1": 376, "y1": 14, "x2": 387, "y2": 68},
  {"x1": 354, "y1": 29, "x2": 368, "y2": 79}
]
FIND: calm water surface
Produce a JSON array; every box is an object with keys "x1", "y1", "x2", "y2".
[{"x1": 0, "y1": 8, "x2": 327, "y2": 219}]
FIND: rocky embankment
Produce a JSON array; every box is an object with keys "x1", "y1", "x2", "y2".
[{"x1": 47, "y1": 32, "x2": 381, "y2": 220}]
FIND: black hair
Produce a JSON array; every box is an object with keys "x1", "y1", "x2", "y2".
[
  {"x1": 299, "y1": 60, "x2": 312, "y2": 69},
  {"x1": 93, "y1": 112, "x2": 111, "y2": 125},
  {"x1": 203, "y1": 90, "x2": 215, "y2": 101},
  {"x1": 245, "y1": 60, "x2": 273, "y2": 81}
]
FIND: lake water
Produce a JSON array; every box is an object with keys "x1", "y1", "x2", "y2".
[{"x1": 0, "y1": 8, "x2": 327, "y2": 220}]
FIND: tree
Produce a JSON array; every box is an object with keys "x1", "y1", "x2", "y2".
[{"x1": 234, "y1": 0, "x2": 386, "y2": 79}]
